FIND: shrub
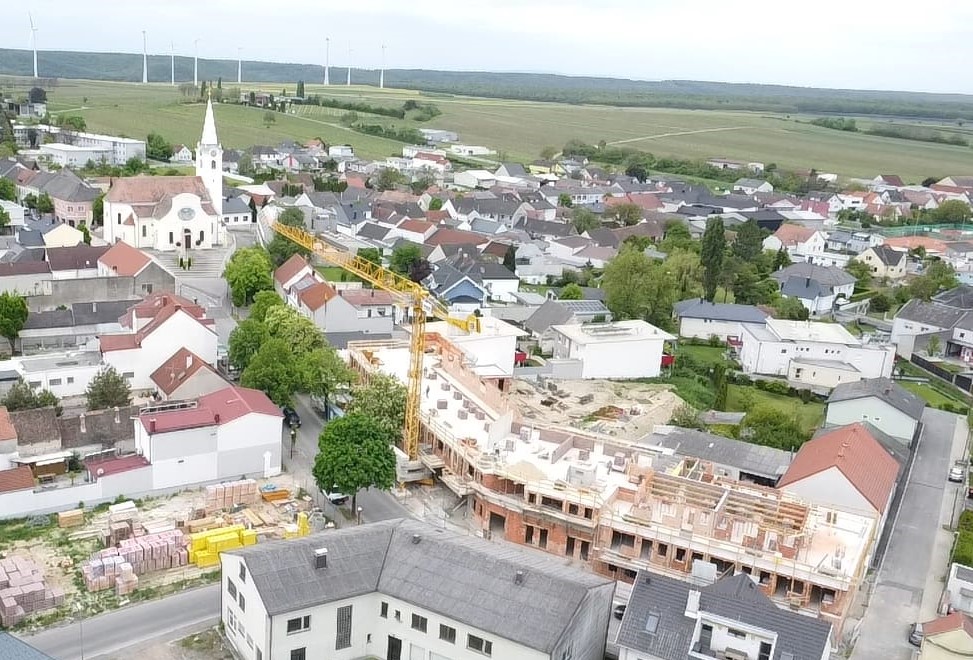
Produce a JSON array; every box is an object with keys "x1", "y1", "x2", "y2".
[{"x1": 755, "y1": 379, "x2": 791, "y2": 396}]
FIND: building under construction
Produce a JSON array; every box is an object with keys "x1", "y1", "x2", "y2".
[{"x1": 346, "y1": 328, "x2": 875, "y2": 635}]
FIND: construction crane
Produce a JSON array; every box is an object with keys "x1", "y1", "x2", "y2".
[{"x1": 272, "y1": 222, "x2": 481, "y2": 461}]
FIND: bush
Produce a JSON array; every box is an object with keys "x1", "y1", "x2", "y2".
[
  {"x1": 954, "y1": 511, "x2": 973, "y2": 566},
  {"x1": 755, "y1": 379, "x2": 791, "y2": 396},
  {"x1": 871, "y1": 292, "x2": 892, "y2": 313}
]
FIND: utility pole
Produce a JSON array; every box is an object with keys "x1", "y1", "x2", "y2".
[
  {"x1": 142, "y1": 30, "x2": 148, "y2": 84},
  {"x1": 324, "y1": 38, "x2": 330, "y2": 85},
  {"x1": 237, "y1": 47, "x2": 242, "y2": 84},
  {"x1": 193, "y1": 39, "x2": 199, "y2": 88},
  {"x1": 170, "y1": 41, "x2": 175, "y2": 86},
  {"x1": 380, "y1": 44, "x2": 385, "y2": 89}
]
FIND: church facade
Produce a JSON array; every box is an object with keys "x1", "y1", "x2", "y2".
[{"x1": 103, "y1": 98, "x2": 226, "y2": 251}]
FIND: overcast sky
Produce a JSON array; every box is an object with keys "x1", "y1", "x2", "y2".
[{"x1": 6, "y1": 0, "x2": 972, "y2": 94}]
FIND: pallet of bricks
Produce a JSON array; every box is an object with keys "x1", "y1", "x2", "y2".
[
  {"x1": 204, "y1": 479, "x2": 258, "y2": 513},
  {"x1": 80, "y1": 553, "x2": 137, "y2": 596},
  {"x1": 0, "y1": 556, "x2": 65, "y2": 627},
  {"x1": 188, "y1": 525, "x2": 256, "y2": 568},
  {"x1": 81, "y1": 530, "x2": 189, "y2": 596}
]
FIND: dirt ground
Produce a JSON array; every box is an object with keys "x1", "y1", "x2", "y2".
[
  {"x1": 509, "y1": 378, "x2": 684, "y2": 440},
  {"x1": 100, "y1": 627, "x2": 234, "y2": 660}
]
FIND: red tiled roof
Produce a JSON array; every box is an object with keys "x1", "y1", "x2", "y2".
[
  {"x1": 884, "y1": 236, "x2": 949, "y2": 253},
  {"x1": 105, "y1": 175, "x2": 212, "y2": 204},
  {"x1": 102, "y1": 303, "x2": 212, "y2": 352},
  {"x1": 878, "y1": 174, "x2": 905, "y2": 187},
  {"x1": 0, "y1": 406, "x2": 17, "y2": 442},
  {"x1": 274, "y1": 254, "x2": 310, "y2": 286},
  {"x1": 922, "y1": 611, "x2": 973, "y2": 637},
  {"x1": 398, "y1": 219, "x2": 435, "y2": 234},
  {"x1": 85, "y1": 454, "x2": 150, "y2": 479},
  {"x1": 0, "y1": 465, "x2": 34, "y2": 493},
  {"x1": 99, "y1": 241, "x2": 152, "y2": 277},
  {"x1": 298, "y1": 280, "x2": 337, "y2": 312},
  {"x1": 426, "y1": 210, "x2": 449, "y2": 223},
  {"x1": 778, "y1": 423, "x2": 900, "y2": 513},
  {"x1": 427, "y1": 227, "x2": 485, "y2": 247},
  {"x1": 139, "y1": 385, "x2": 281, "y2": 434},
  {"x1": 149, "y1": 348, "x2": 216, "y2": 395},
  {"x1": 772, "y1": 223, "x2": 816, "y2": 247}
]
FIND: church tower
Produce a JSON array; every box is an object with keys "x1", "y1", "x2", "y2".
[{"x1": 196, "y1": 95, "x2": 223, "y2": 216}]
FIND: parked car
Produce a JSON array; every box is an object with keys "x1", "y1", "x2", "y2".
[
  {"x1": 282, "y1": 406, "x2": 301, "y2": 429},
  {"x1": 327, "y1": 488, "x2": 349, "y2": 505},
  {"x1": 909, "y1": 622, "x2": 923, "y2": 646},
  {"x1": 949, "y1": 465, "x2": 965, "y2": 483},
  {"x1": 613, "y1": 604, "x2": 626, "y2": 620}
]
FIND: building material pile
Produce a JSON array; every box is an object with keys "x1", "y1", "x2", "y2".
[
  {"x1": 57, "y1": 509, "x2": 85, "y2": 528},
  {"x1": 79, "y1": 553, "x2": 138, "y2": 595},
  {"x1": 0, "y1": 556, "x2": 65, "y2": 626},
  {"x1": 81, "y1": 529, "x2": 190, "y2": 593},
  {"x1": 204, "y1": 479, "x2": 259, "y2": 512},
  {"x1": 188, "y1": 524, "x2": 256, "y2": 568}
]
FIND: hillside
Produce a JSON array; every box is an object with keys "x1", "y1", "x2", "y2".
[{"x1": 3, "y1": 48, "x2": 973, "y2": 120}]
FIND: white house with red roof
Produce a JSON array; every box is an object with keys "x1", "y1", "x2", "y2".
[
  {"x1": 273, "y1": 254, "x2": 315, "y2": 298},
  {"x1": 96, "y1": 240, "x2": 153, "y2": 278},
  {"x1": 171, "y1": 144, "x2": 194, "y2": 163},
  {"x1": 135, "y1": 385, "x2": 282, "y2": 490},
  {"x1": 150, "y1": 347, "x2": 228, "y2": 401},
  {"x1": 100, "y1": 295, "x2": 217, "y2": 390},
  {"x1": 762, "y1": 224, "x2": 827, "y2": 259}
]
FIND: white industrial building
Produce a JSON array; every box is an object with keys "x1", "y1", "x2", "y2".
[
  {"x1": 550, "y1": 320, "x2": 674, "y2": 379},
  {"x1": 220, "y1": 518, "x2": 614, "y2": 660},
  {"x1": 17, "y1": 351, "x2": 104, "y2": 398},
  {"x1": 739, "y1": 318, "x2": 895, "y2": 389},
  {"x1": 12, "y1": 124, "x2": 145, "y2": 164},
  {"x1": 672, "y1": 299, "x2": 769, "y2": 342},
  {"x1": 39, "y1": 143, "x2": 113, "y2": 168},
  {"x1": 453, "y1": 169, "x2": 497, "y2": 190}
]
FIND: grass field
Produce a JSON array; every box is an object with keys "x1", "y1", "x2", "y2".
[
  {"x1": 725, "y1": 385, "x2": 825, "y2": 433},
  {"x1": 9, "y1": 77, "x2": 973, "y2": 180}
]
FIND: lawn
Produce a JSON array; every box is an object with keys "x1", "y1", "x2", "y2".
[
  {"x1": 12, "y1": 77, "x2": 973, "y2": 181},
  {"x1": 316, "y1": 266, "x2": 362, "y2": 283},
  {"x1": 725, "y1": 385, "x2": 825, "y2": 434},
  {"x1": 677, "y1": 344, "x2": 730, "y2": 368},
  {"x1": 899, "y1": 381, "x2": 962, "y2": 408}
]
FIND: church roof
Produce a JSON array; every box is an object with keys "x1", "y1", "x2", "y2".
[
  {"x1": 105, "y1": 176, "x2": 217, "y2": 218},
  {"x1": 200, "y1": 97, "x2": 219, "y2": 146}
]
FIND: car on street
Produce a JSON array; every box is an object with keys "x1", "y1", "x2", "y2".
[
  {"x1": 909, "y1": 622, "x2": 923, "y2": 646},
  {"x1": 282, "y1": 406, "x2": 301, "y2": 429},
  {"x1": 950, "y1": 464, "x2": 966, "y2": 483},
  {"x1": 327, "y1": 489, "x2": 349, "y2": 505},
  {"x1": 613, "y1": 604, "x2": 626, "y2": 620}
]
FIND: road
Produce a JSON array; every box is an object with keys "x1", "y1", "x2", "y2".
[
  {"x1": 850, "y1": 408, "x2": 966, "y2": 660},
  {"x1": 22, "y1": 584, "x2": 221, "y2": 660}
]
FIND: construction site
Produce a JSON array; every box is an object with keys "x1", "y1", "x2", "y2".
[
  {"x1": 346, "y1": 330, "x2": 876, "y2": 636},
  {"x1": 0, "y1": 473, "x2": 325, "y2": 630}
]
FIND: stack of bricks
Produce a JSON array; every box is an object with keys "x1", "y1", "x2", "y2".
[
  {"x1": 117, "y1": 530, "x2": 188, "y2": 574},
  {"x1": 80, "y1": 553, "x2": 135, "y2": 594},
  {"x1": 0, "y1": 556, "x2": 65, "y2": 626},
  {"x1": 204, "y1": 479, "x2": 259, "y2": 513}
]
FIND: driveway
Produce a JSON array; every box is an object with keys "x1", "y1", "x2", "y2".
[{"x1": 850, "y1": 408, "x2": 965, "y2": 659}]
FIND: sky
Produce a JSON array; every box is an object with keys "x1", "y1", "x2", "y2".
[{"x1": 5, "y1": 0, "x2": 973, "y2": 94}]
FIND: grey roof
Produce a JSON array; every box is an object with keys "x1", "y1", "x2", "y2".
[
  {"x1": 45, "y1": 245, "x2": 109, "y2": 272},
  {"x1": 71, "y1": 300, "x2": 140, "y2": 326},
  {"x1": 0, "y1": 633, "x2": 55, "y2": 660},
  {"x1": 617, "y1": 572, "x2": 832, "y2": 660},
  {"x1": 497, "y1": 162, "x2": 527, "y2": 177},
  {"x1": 524, "y1": 218, "x2": 573, "y2": 239},
  {"x1": 734, "y1": 178, "x2": 769, "y2": 188},
  {"x1": 558, "y1": 286, "x2": 605, "y2": 302},
  {"x1": 39, "y1": 169, "x2": 99, "y2": 203},
  {"x1": 23, "y1": 309, "x2": 75, "y2": 330},
  {"x1": 771, "y1": 262, "x2": 855, "y2": 287},
  {"x1": 933, "y1": 285, "x2": 973, "y2": 310},
  {"x1": 868, "y1": 245, "x2": 906, "y2": 266},
  {"x1": 324, "y1": 331, "x2": 393, "y2": 349},
  {"x1": 524, "y1": 299, "x2": 609, "y2": 334},
  {"x1": 827, "y1": 378, "x2": 926, "y2": 421},
  {"x1": 16, "y1": 228, "x2": 45, "y2": 248},
  {"x1": 356, "y1": 222, "x2": 393, "y2": 241},
  {"x1": 895, "y1": 299, "x2": 968, "y2": 329},
  {"x1": 642, "y1": 427, "x2": 792, "y2": 480},
  {"x1": 673, "y1": 299, "x2": 769, "y2": 323},
  {"x1": 229, "y1": 519, "x2": 611, "y2": 653},
  {"x1": 781, "y1": 276, "x2": 825, "y2": 300},
  {"x1": 222, "y1": 196, "x2": 251, "y2": 215}
]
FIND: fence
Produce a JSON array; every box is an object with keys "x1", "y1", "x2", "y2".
[{"x1": 910, "y1": 354, "x2": 973, "y2": 398}]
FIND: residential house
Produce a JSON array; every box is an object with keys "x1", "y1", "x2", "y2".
[
  {"x1": 762, "y1": 224, "x2": 827, "y2": 260},
  {"x1": 740, "y1": 318, "x2": 896, "y2": 389},
  {"x1": 454, "y1": 170, "x2": 497, "y2": 189},
  {"x1": 149, "y1": 347, "x2": 229, "y2": 401},
  {"x1": 539, "y1": 185, "x2": 608, "y2": 208},
  {"x1": 45, "y1": 245, "x2": 108, "y2": 280},
  {"x1": 449, "y1": 257, "x2": 520, "y2": 302},
  {"x1": 945, "y1": 564, "x2": 973, "y2": 616},
  {"x1": 891, "y1": 292, "x2": 973, "y2": 358},
  {"x1": 0, "y1": 632, "x2": 55, "y2": 659},
  {"x1": 825, "y1": 378, "x2": 925, "y2": 444},
  {"x1": 292, "y1": 276, "x2": 395, "y2": 335},
  {"x1": 615, "y1": 571, "x2": 832, "y2": 660},
  {"x1": 15, "y1": 350, "x2": 104, "y2": 398},
  {"x1": 873, "y1": 174, "x2": 906, "y2": 188},
  {"x1": 706, "y1": 158, "x2": 747, "y2": 170},
  {"x1": 448, "y1": 144, "x2": 494, "y2": 157},
  {"x1": 274, "y1": 254, "x2": 315, "y2": 298},
  {"x1": 425, "y1": 263, "x2": 489, "y2": 312},
  {"x1": 551, "y1": 320, "x2": 674, "y2": 379},
  {"x1": 525, "y1": 299, "x2": 612, "y2": 352},
  {"x1": 135, "y1": 385, "x2": 282, "y2": 490},
  {"x1": 220, "y1": 518, "x2": 614, "y2": 660},
  {"x1": 857, "y1": 245, "x2": 907, "y2": 280},
  {"x1": 495, "y1": 163, "x2": 528, "y2": 178},
  {"x1": 733, "y1": 178, "x2": 774, "y2": 194},
  {"x1": 171, "y1": 144, "x2": 193, "y2": 163},
  {"x1": 0, "y1": 199, "x2": 26, "y2": 230},
  {"x1": 34, "y1": 169, "x2": 100, "y2": 227},
  {"x1": 770, "y1": 263, "x2": 856, "y2": 315},
  {"x1": 825, "y1": 230, "x2": 880, "y2": 255},
  {"x1": 0, "y1": 261, "x2": 52, "y2": 298},
  {"x1": 18, "y1": 299, "x2": 138, "y2": 353},
  {"x1": 672, "y1": 299, "x2": 769, "y2": 343},
  {"x1": 918, "y1": 612, "x2": 973, "y2": 659}
]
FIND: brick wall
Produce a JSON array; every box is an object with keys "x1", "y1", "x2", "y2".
[
  {"x1": 9, "y1": 408, "x2": 60, "y2": 445},
  {"x1": 60, "y1": 406, "x2": 140, "y2": 449}
]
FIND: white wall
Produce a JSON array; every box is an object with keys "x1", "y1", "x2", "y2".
[
  {"x1": 740, "y1": 328, "x2": 893, "y2": 380},
  {"x1": 215, "y1": 415, "x2": 282, "y2": 479},
  {"x1": 679, "y1": 318, "x2": 763, "y2": 341},
  {"x1": 483, "y1": 278, "x2": 520, "y2": 303},
  {"x1": 825, "y1": 398, "x2": 918, "y2": 443},
  {"x1": 136, "y1": 423, "x2": 219, "y2": 489},
  {"x1": 20, "y1": 360, "x2": 103, "y2": 397},
  {"x1": 554, "y1": 334, "x2": 664, "y2": 379},
  {"x1": 788, "y1": 362, "x2": 861, "y2": 389},
  {"x1": 782, "y1": 467, "x2": 876, "y2": 518}
]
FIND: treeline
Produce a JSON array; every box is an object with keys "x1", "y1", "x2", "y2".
[
  {"x1": 355, "y1": 123, "x2": 425, "y2": 144},
  {"x1": 302, "y1": 95, "x2": 407, "y2": 119},
  {"x1": 809, "y1": 116, "x2": 969, "y2": 147}
]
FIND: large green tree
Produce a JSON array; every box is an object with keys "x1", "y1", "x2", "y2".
[
  {"x1": 36, "y1": 193, "x2": 54, "y2": 214},
  {"x1": 601, "y1": 245, "x2": 677, "y2": 327},
  {"x1": 264, "y1": 306, "x2": 324, "y2": 355},
  {"x1": 85, "y1": 366, "x2": 132, "y2": 411},
  {"x1": 240, "y1": 338, "x2": 299, "y2": 405},
  {"x1": 228, "y1": 318, "x2": 269, "y2": 371},
  {"x1": 0, "y1": 178, "x2": 15, "y2": 201},
  {"x1": 249, "y1": 291, "x2": 286, "y2": 323},
  {"x1": 224, "y1": 247, "x2": 274, "y2": 306},
  {"x1": 700, "y1": 217, "x2": 726, "y2": 301},
  {"x1": 358, "y1": 247, "x2": 383, "y2": 266},
  {"x1": 930, "y1": 199, "x2": 972, "y2": 223},
  {"x1": 732, "y1": 219, "x2": 765, "y2": 262},
  {"x1": 611, "y1": 203, "x2": 643, "y2": 227},
  {"x1": 660, "y1": 220, "x2": 694, "y2": 253},
  {"x1": 774, "y1": 296, "x2": 810, "y2": 320},
  {"x1": 845, "y1": 259, "x2": 873, "y2": 287},
  {"x1": 146, "y1": 132, "x2": 173, "y2": 161},
  {"x1": 345, "y1": 373, "x2": 407, "y2": 438},
  {"x1": 300, "y1": 346, "x2": 356, "y2": 420},
  {"x1": 571, "y1": 207, "x2": 600, "y2": 234},
  {"x1": 741, "y1": 405, "x2": 809, "y2": 450},
  {"x1": 0, "y1": 292, "x2": 28, "y2": 351},
  {"x1": 2, "y1": 380, "x2": 59, "y2": 413},
  {"x1": 0, "y1": 206, "x2": 9, "y2": 230},
  {"x1": 559, "y1": 283, "x2": 584, "y2": 300},
  {"x1": 390, "y1": 243, "x2": 423, "y2": 275},
  {"x1": 312, "y1": 414, "x2": 397, "y2": 510},
  {"x1": 267, "y1": 235, "x2": 309, "y2": 267}
]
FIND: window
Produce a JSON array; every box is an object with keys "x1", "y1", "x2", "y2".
[
  {"x1": 227, "y1": 579, "x2": 237, "y2": 600},
  {"x1": 211, "y1": 159, "x2": 217, "y2": 169},
  {"x1": 168, "y1": 231, "x2": 174, "y2": 244},
  {"x1": 336, "y1": 605, "x2": 352, "y2": 649},
  {"x1": 141, "y1": 225, "x2": 147, "y2": 238},
  {"x1": 122, "y1": 372, "x2": 134, "y2": 379},
  {"x1": 380, "y1": 602, "x2": 389, "y2": 618},
  {"x1": 199, "y1": 230, "x2": 205, "y2": 243},
  {"x1": 644, "y1": 613, "x2": 660, "y2": 634},
  {"x1": 49, "y1": 378, "x2": 62, "y2": 386},
  {"x1": 290, "y1": 649, "x2": 306, "y2": 660},
  {"x1": 238, "y1": 593, "x2": 246, "y2": 611},
  {"x1": 467, "y1": 634, "x2": 492, "y2": 656},
  {"x1": 117, "y1": 212, "x2": 121, "y2": 225},
  {"x1": 67, "y1": 377, "x2": 74, "y2": 384},
  {"x1": 286, "y1": 615, "x2": 310, "y2": 634},
  {"x1": 141, "y1": 284, "x2": 153, "y2": 293},
  {"x1": 239, "y1": 565, "x2": 246, "y2": 582},
  {"x1": 28, "y1": 381, "x2": 41, "y2": 388},
  {"x1": 727, "y1": 628, "x2": 746, "y2": 639},
  {"x1": 394, "y1": 609, "x2": 401, "y2": 622},
  {"x1": 411, "y1": 613, "x2": 427, "y2": 633},
  {"x1": 439, "y1": 624, "x2": 456, "y2": 644}
]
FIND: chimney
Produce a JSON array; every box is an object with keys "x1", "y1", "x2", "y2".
[
  {"x1": 411, "y1": 534, "x2": 421, "y2": 544},
  {"x1": 92, "y1": 301, "x2": 97, "y2": 313},
  {"x1": 149, "y1": 418, "x2": 156, "y2": 433},
  {"x1": 805, "y1": 277, "x2": 811, "y2": 286},
  {"x1": 79, "y1": 413, "x2": 86, "y2": 434},
  {"x1": 113, "y1": 406, "x2": 120, "y2": 424},
  {"x1": 314, "y1": 547, "x2": 328, "y2": 569},
  {"x1": 214, "y1": 413, "x2": 221, "y2": 424},
  {"x1": 186, "y1": 354, "x2": 193, "y2": 370},
  {"x1": 685, "y1": 589, "x2": 701, "y2": 618},
  {"x1": 514, "y1": 570, "x2": 525, "y2": 585}
]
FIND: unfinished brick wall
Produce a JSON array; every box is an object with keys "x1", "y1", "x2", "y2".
[
  {"x1": 60, "y1": 406, "x2": 139, "y2": 449},
  {"x1": 9, "y1": 408, "x2": 60, "y2": 446}
]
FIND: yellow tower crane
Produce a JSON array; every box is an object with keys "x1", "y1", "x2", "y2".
[{"x1": 272, "y1": 222, "x2": 481, "y2": 461}]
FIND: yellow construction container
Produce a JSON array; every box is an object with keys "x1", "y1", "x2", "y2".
[
  {"x1": 187, "y1": 524, "x2": 249, "y2": 567},
  {"x1": 242, "y1": 530, "x2": 258, "y2": 546}
]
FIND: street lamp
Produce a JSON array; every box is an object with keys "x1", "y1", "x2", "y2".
[
  {"x1": 357, "y1": 506, "x2": 363, "y2": 525},
  {"x1": 74, "y1": 602, "x2": 85, "y2": 660}
]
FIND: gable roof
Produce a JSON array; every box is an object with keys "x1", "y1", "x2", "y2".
[
  {"x1": 644, "y1": 426, "x2": 791, "y2": 481},
  {"x1": 778, "y1": 423, "x2": 901, "y2": 513},
  {"x1": 337, "y1": 288, "x2": 394, "y2": 308},
  {"x1": 139, "y1": 385, "x2": 280, "y2": 433},
  {"x1": 895, "y1": 298, "x2": 968, "y2": 329},
  {"x1": 0, "y1": 465, "x2": 35, "y2": 494},
  {"x1": 45, "y1": 245, "x2": 109, "y2": 272},
  {"x1": 827, "y1": 377, "x2": 925, "y2": 421},
  {"x1": 771, "y1": 262, "x2": 855, "y2": 287},
  {"x1": 149, "y1": 348, "x2": 219, "y2": 396},
  {"x1": 866, "y1": 244, "x2": 906, "y2": 267},
  {"x1": 98, "y1": 240, "x2": 152, "y2": 276},
  {"x1": 229, "y1": 518, "x2": 610, "y2": 653},
  {"x1": 296, "y1": 279, "x2": 337, "y2": 312},
  {"x1": 0, "y1": 633, "x2": 55, "y2": 660},
  {"x1": 673, "y1": 299, "x2": 769, "y2": 324},
  {"x1": 274, "y1": 254, "x2": 311, "y2": 287},
  {"x1": 0, "y1": 261, "x2": 51, "y2": 277},
  {"x1": 933, "y1": 285, "x2": 973, "y2": 310},
  {"x1": 101, "y1": 303, "x2": 211, "y2": 352},
  {"x1": 105, "y1": 175, "x2": 213, "y2": 204},
  {"x1": 771, "y1": 223, "x2": 816, "y2": 247},
  {"x1": 923, "y1": 611, "x2": 973, "y2": 638},
  {"x1": 617, "y1": 571, "x2": 832, "y2": 660}
]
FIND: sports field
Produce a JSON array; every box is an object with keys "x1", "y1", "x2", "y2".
[{"x1": 10, "y1": 78, "x2": 973, "y2": 180}]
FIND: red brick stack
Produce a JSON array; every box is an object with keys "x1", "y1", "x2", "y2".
[
  {"x1": 0, "y1": 556, "x2": 65, "y2": 626},
  {"x1": 80, "y1": 529, "x2": 189, "y2": 594},
  {"x1": 204, "y1": 479, "x2": 259, "y2": 513}
]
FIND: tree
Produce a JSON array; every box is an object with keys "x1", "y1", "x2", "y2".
[
  {"x1": 740, "y1": 405, "x2": 809, "y2": 450},
  {"x1": 36, "y1": 193, "x2": 53, "y2": 214},
  {"x1": 926, "y1": 335, "x2": 942, "y2": 357},
  {"x1": 845, "y1": 259, "x2": 873, "y2": 288},
  {"x1": 241, "y1": 338, "x2": 300, "y2": 405},
  {"x1": 85, "y1": 366, "x2": 132, "y2": 410},
  {"x1": 870, "y1": 292, "x2": 891, "y2": 313},
  {"x1": 312, "y1": 414, "x2": 397, "y2": 510},
  {"x1": 2, "y1": 379, "x2": 58, "y2": 413},
  {"x1": 611, "y1": 203, "x2": 643, "y2": 227},
  {"x1": 263, "y1": 111, "x2": 276, "y2": 128},
  {"x1": 559, "y1": 283, "x2": 584, "y2": 300},
  {"x1": 700, "y1": 217, "x2": 725, "y2": 301},
  {"x1": 390, "y1": 243, "x2": 423, "y2": 275},
  {"x1": 248, "y1": 91, "x2": 257, "y2": 106},
  {"x1": 224, "y1": 247, "x2": 274, "y2": 306},
  {"x1": 345, "y1": 373, "x2": 407, "y2": 437},
  {"x1": 571, "y1": 207, "x2": 600, "y2": 234},
  {"x1": 930, "y1": 199, "x2": 972, "y2": 223},
  {"x1": 773, "y1": 247, "x2": 791, "y2": 270},
  {"x1": 267, "y1": 234, "x2": 310, "y2": 267},
  {"x1": 296, "y1": 80, "x2": 305, "y2": 98},
  {"x1": 428, "y1": 197, "x2": 444, "y2": 211},
  {"x1": 375, "y1": 168, "x2": 405, "y2": 192},
  {"x1": 0, "y1": 292, "x2": 28, "y2": 350},
  {"x1": 200, "y1": 81, "x2": 208, "y2": 99},
  {"x1": 146, "y1": 132, "x2": 173, "y2": 161},
  {"x1": 300, "y1": 346, "x2": 356, "y2": 420},
  {"x1": 0, "y1": 178, "x2": 15, "y2": 201},
  {"x1": 408, "y1": 258, "x2": 433, "y2": 283},
  {"x1": 264, "y1": 306, "x2": 325, "y2": 355},
  {"x1": 61, "y1": 116, "x2": 86, "y2": 131},
  {"x1": 910, "y1": 260, "x2": 958, "y2": 300},
  {"x1": 277, "y1": 207, "x2": 306, "y2": 227},
  {"x1": 0, "y1": 206, "x2": 9, "y2": 230},
  {"x1": 228, "y1": 318, "x2": 270, "y2": 371},
  {"x1": 732, "y1": 219, "x2": 764, "y2": 262},
  {"x1": 410, "y1": 175, "x2": 435, "y2": 196},
  {"x1": 28, "y1": 87, "x2": 47, "y2": 103},
  {"x1": 602, "y1": 246, "x2": 657, "y2": 321},
  {"x1": 665, "y1": 248, "x2": 704, "y2": 300},
  {"x1": 539, "y1": 146, "x2": 557, "y2": 160},
  {"x1": 712, "y1": 364, "x2": 728, "y2": 411},
  {"x1": 732, "y1": 264, "x2": 777, "y2": 305},
  {"x1": 625, "y1": 162, "x2": 649, "y2": 183},
  {"x1": 92, "y1": 193, "x2": 104, "y2": 226},
  {"x1": 668, "y1": 404, "x2": 702, "y2": 429},
  {"x1": 78, "y1": 222, "x2": 91, "y2": 245},
  {"x1": 249, "y1": 291, "x2": 286, "y2": 323},
  {"x1": 660, "y1": 220, "x2": 694, "y2": 253},
  {"x1": 774, "y1": 296, "x2": 810, "y2": 320},
  {"x1": 358, "y1": 247, "x2": 382, "y2": 266},
  {"x1": 557, "y1": 193, "x2": 573, "y2": 208}
]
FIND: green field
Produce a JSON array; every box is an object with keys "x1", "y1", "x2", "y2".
[
  {"x1": 725, "y1": 385, "x2": 825, "y2": 434},
  {"x1": 9, "y1": 78, "x2": 973, "y2": 180}
]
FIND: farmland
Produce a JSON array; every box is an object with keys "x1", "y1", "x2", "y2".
[{"x1": 5, "y1": 77, "x2": 973, "y2": 180}]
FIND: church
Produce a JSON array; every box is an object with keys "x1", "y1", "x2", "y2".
[{"x1": 103, "y1": 98, "x2": 227, "y2": 251}]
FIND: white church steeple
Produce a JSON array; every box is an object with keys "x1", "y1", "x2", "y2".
[{"x1": 196, "y1": 94, "x2": 223, "y2": 216}]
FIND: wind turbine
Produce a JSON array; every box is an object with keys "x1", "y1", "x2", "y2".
[
  {"x1": 28, "y1": 13, "x2": 38, "y2": 78},
  {"x1": 170, "y1": 41, "x2": 175, "y2": 86},
  {"x1": 237, "y1": 48, "x2": 242, "y2": 84},
  {"x1": 346, "y1": 43, "x2": 352, "y2": 86},
  {"x1": 323, "y1": 38, "x2": 330, "y2": 85},
  {"x1": 142, "y1": 30, "x2": 148, "y2": 84},
  {"x1": 380, "y1": 44, "x2": 385, "y2": 89},
  {"x1": 193, "y1": 39, "x2": 199, "y2": 88}
]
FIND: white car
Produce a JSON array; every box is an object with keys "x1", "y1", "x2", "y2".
[
  {"x1": 327, "y1": 489, "x2": 349, "y2": 505},
  {"x1": 949, "y1": 466, "x2": 965, "y2": 483}
]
